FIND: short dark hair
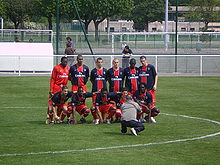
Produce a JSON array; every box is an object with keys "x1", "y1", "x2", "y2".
[
  {"x1": 96, "y1": 57, "x2": 103, "y2": 62},
  {"x1": 66, "y1": 37, "x2": 72, "y2": 41},
  {"x1": 140, "y1": 56, "x2": 146, "y2": 60},
  {"x1": 138, "y1": 83, "x2": 146, "y2": 90},
  {"x1": 61, "y1": 56, "x2": 67, "y2": 62},
  {"x1": 121, "y1": 87, "x2": 128, "y2": 92},
  {"x1": 77, "y1": 54, "x2": 83, "y2": 59},
  {"x1": 101, "y1": 88, "x2": 108, "y2": 93},
  {"x1": 62, "y1": 86, "x2": 68, "y2": 91},
  {"x1": 125, "y1": 45, "x2": 129, "y2": 49}
]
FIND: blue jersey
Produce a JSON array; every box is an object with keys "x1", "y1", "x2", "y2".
[
  {"x1": 90, "y1": 68, "x2": 108, "y2": 92},
  {"x1": 139, "y1": 64, "x2": 157, "y2": 90},
  {"x1": 133, "y1": 90, "x2": 152, "y2": 105},
  {"x1": 71, "y1": 92, "x2": 93, "y2": 106},
  {"x1": 95, "y1": 93, "x2": 112, "y2": 106},
  {"x1": 51, "y1": 91, "x2": 73, "y2": 105},
  {"x1": 70, "y1": 64, "x2": 89, "y2": 86},
  {"x1": 106, "y1": 67, "x2": 124, "y2": 92},
  {"x1": 123, "y1": 67, "x2": 140, "y2": 93}
]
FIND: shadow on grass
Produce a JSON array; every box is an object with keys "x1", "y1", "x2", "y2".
[{"x1": 27, "y1": 120, "x2": 45, "y2": 125}]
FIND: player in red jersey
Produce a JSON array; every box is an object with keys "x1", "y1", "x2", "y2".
[
  {"x1": 49, "y1": 56, "x2": 70, "y2": 95},
  {"x1": 46, "y1": 57, "x2": 70, "y2": 123},
  {"x1": 67, "y1": 86, "x2": 93, "y2": 124},
  {"x1": 139, "y1": 56, "x2": 158, "y2": 103},
  {"x1": 90, "y1": 58, "x2": 108, "y2": 124},
  {"x1": 123, "y1": 58, "x2": 140, "y2": 94},
  {"x1": 133, "y1": 83, "x2": 160, "y2": 123},
  {"x1": 69, "y1": 55, "x2": 89, "y2": 92},
  {"x1": 47, "y1": 86, "x2": 73, "y2": 124},
  {"x1": 106, "y1": 58, "x2": 124, "y2": 92}
]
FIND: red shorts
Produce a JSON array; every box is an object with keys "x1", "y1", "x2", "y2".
[
  {"x1": 52, "y1": 84, "x2": 66, "y2": 94},
  {"x1": 98, "y1": 104, "x2": 112, "y2": 114},
  {"x1": 48, "y1": 100, "x2": 67, "y2": 110},
  {"x1": 72, "y1": 85, "x2": 87, "y2": 92},
  {"x1": 75, "y1": 104, "x2": 89, "y2": 115},
  {"x1": 148, "y1": 90, "x2": 156, "y2": 103},
  {"x1": 92, "y1": 95, "x2": 97, "y2": 104}
]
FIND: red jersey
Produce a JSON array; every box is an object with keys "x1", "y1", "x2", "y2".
[{"x1": 50, "y1": 64, "x2": 70, "y2": 94}]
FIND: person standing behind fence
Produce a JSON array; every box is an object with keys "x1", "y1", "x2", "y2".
[
  {"x1": 69, "y1": 55, "x2": 89, "y2": 92},
  {"x1": 65, "y1": 42, "x2": 75, "y2": 66},
  {"x1": 122, "y1": 45, "x2": 133, "y2": 68},
  {"x1": 139, "y1": 56, "x2": 158, "y2": 103},
  {"x1": 66, "y1": 37, "x2": 74, "y2": 48},
  {"x1": 121, "y1": 95, "x2": 144, "y2": 136}
]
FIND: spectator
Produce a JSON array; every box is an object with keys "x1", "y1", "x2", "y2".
[
  {"x1": 14, "y1": 37, "x2": 20, "y2": 42},
  {"x1": 66, "y1": 37, "x2": 74, "y2": 48},
  {"x1": 122, "y1": 45, "x2": 133, "y2": 68},
  {"x1": 65, "y1": 42, "x2": 75, "y2": 66}
]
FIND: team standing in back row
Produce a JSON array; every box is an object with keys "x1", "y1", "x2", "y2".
[{"x1": 47, "y1": 55, "x2": 159, "y2": 126}]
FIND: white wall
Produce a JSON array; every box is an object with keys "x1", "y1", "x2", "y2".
[{"x1": 0, "y1": 43, "x2": 53, "y2": 72}]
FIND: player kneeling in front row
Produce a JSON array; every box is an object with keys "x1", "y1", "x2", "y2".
[
  {"x1": 94, "y1": 88, "x2": 116, "y2": 124},
  {"x1": 67, "y1": 86, "x2": 93, "y2": 124},
  {"x1": 121, "y1": 95, "x2": 145, "y2": 136},
  {"x1": 47, "y1": 86, "x2": 73, "y2": 124},
  {"x1": 133, "y1": 83, "x2": 160, "y2": 123}
]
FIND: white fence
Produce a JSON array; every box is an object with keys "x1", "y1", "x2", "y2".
[{"x1": 0, "y1": 55, "x2": 220, "y2": 76}]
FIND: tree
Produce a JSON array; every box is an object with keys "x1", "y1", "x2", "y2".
[
  {"x1": 0, "y1": 0, "x2": 6, "y2": 17},
  {"x1": 169, "y1": 0, "x2": 191, "y2": 5},
  {"x1": 131, "y1": 0, "x2": 164, "y2": 32},
  {"x1": 34, "y1": 0, "x2": 74, "y2": 30},
  {"x1": 186, "y1": 0, "x2": 220, "y2": 31},
  {"x1": 74, "y1": 0, "x2": 133, "y2": 40},
  {"x1": 3, "y1": 0, "x2": 35, "y2": 29}
]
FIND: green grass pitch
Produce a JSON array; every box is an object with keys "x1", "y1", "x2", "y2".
[{"x1": 0, "y1": 76, "x2": 220, "y2": 165}]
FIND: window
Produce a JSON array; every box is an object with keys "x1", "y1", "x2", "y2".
[
  {"x1": 190, "y1": 28, "x2": 195, "y2": 32},
  {"x1": 110, "y1": 27, "x2": 115, "y2": 32},
  {"x1": 152, "y1": 28, "x2": 157, "y2": 32},
  {"x1": 181, "y1": 28, "x2": 186, "y2": 31}
]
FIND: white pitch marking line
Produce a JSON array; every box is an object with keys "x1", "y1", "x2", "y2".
[
  {"x1": 2, "y1": 107, "x2": 45, "y2": 109},
  {"x1": 0, "y1": 113, "x2": 220, "y2": 157}
]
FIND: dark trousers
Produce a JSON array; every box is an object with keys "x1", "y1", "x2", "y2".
[
  {"x1": 121, "y1": 120, "x2": 145, "y2": 134},
  {"x1": 122, "y1": 57, "x2": 129, "y2": 69}
]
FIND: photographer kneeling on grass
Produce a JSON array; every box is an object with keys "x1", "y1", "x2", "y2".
[{"x1": 121, "y1": 95, "x2": 145, "y2": 136}]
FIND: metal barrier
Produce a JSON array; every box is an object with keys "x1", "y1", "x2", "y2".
[{"x1": 0, "y1": 55, "x2": 220, "y2": 76}]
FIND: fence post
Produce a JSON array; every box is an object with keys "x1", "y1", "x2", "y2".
[
  {"x1": 200, "y1": 56, "x2": 203, "y2": 76},
  {"x1": 112, "y1": 34, "x2": 114, "y2": 53},
  {"x1": 18, "y1": 56, "x2": 21, "y2": 76}
]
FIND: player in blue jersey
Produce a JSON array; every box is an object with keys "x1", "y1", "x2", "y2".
[
  {"x1": 139, "y1": 56, "x2": 158, "y2": 103},
  {"x1": 107, "y1": 58, "x2": 124, "y2": 92},
  {"x1": 47, "y1": 86, "x2": 73, "y2": 124},
  {"x1": 90, "y1": 58, "x2": 108, "y2": 124},
  {"x1": 123, "y1": 58, "x2": 140, "y2": 94},
  {"x1": 69, "y1": 55, "x2": 89, "y2": 92},
  {"x1": 94, "y1": 88, "x2": 116, "y2": 124},
  {"x1": 133, "y1": 83, "x2": 160, "y2": 123},
  {"x1": 67, "y1": 86, "x2": 93, "y2": 124}
]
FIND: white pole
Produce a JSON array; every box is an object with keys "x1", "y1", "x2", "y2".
[
  {"x1": 0, "y1": 18, "x2": 3, "y2": 37},
  {"x1": 165, "y1": 0, "x2": 169, "y2": 51},
  {"x1": 200, "y1": 56, "x2": 203, "y2": 76},
  {"x1": 112, "y1": 34, "x2": 114, "y2": 53}
]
